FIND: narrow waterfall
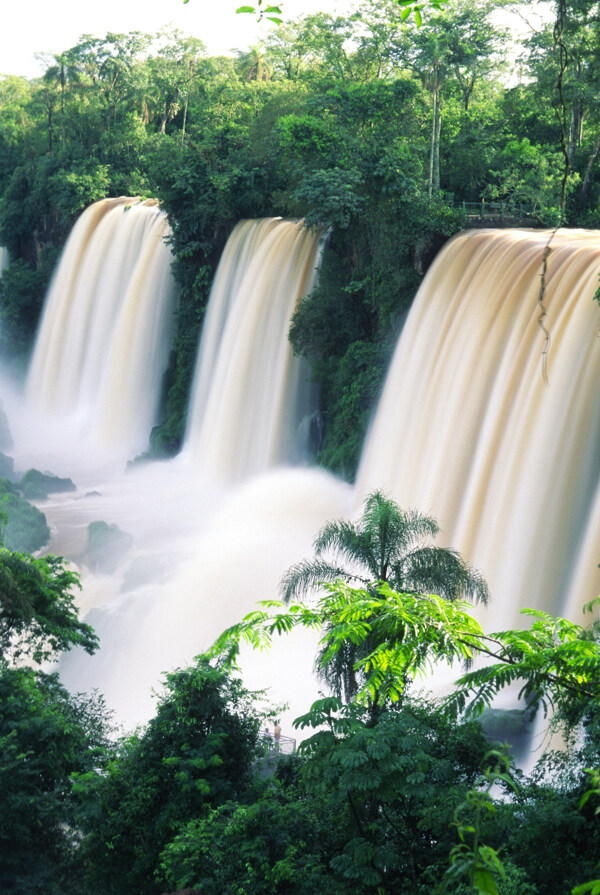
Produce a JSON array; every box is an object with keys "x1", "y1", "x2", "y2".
[
  {"x1": 0, "y1": 246, "x2": 8, "y2": 274},
  {"x1": 183, "y1": 218, "x2": 322, "y2": 481},
  {"x1": 357, "y1": 228, "x2": 600, "y2": 630},
  {"x1": 25, "y1": 197, "x2": 176, "y2": 461}
]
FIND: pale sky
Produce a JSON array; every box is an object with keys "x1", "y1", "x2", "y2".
[{"x1": 1, "y1": 0, "x2": 346, "y2": 79}]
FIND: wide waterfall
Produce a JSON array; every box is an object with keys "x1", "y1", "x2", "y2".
[
  {"x1": 24, "y1": 197, "x2": 177, "y2": 465},
  {"x1": 5, "y1": 217, "x2": 600, "y2": 732},
  {"x1": 183, "y1": 218, "x2": 322, "y2": 482},
  {"x1": 357, "y1": 228, "x2": 600, "y2": 631}
]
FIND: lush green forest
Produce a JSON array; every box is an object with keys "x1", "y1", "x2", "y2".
[
  {"x1": 3, "y1": 0, "x2": 600, "y2": 892},
  {"x1": 2, "y1": 489, "x2": 600, "y2": 895}
]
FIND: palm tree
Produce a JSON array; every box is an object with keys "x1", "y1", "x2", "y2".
[
  {"x1": 280, "y1": 490, "x2": 488, "y2": 702},
  {"x1": 281, "y1": 490, "x2": 488, "y2": 605},
  {"x1": 237, "y1": 46, "x2": 273, "y2": 82}
]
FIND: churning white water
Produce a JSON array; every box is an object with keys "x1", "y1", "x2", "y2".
[{"x1": 5, "y1": 217, "x2": 600, "y2": 732}]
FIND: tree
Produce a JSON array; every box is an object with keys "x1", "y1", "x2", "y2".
[
  {"x1": 159, "y1": 769, "x2": 350, "y2": 893},
  {"x1": 209, "y1": 582, "x2": 600, "y2": 729},
  {"x1": 237, "y1": 45, "x2": 273, "y2": 82},
  {"x1": 281, "y1": 491, "x2": 488, "y2": 605},
  {"x1": 204, "y1": 573, "x2": 600, "y2": 893},
  {"x1": 160, "y1": 699, "x2": 495, "y2": 895},
  {"x1": 280, "y1": 491, "x2": 488, "y2": 701},
  {"x1": 444, "y1": 0, "x2": 509, "y2": 114},
  {"x1": 0, "y1": 666, "x2": 111, "y2": 895},
  {"x1": 0, "y1": 537, "x2": 106, "y2": 893},
  {"x1": 37, "y1": 49, "x2": 82, "y2": 147},
  {"x1": 81, "y1": 659, "x2": 266, "y2": 895},
  {"x1": 0, "y1": 549, "x2": 97, "y2": 665},
  {"x1": 68, "y1": 32, "x2": 152, "y2": 129},
  {"x1": 146, "y1": 30, "x2": 205, "y2": 134}
]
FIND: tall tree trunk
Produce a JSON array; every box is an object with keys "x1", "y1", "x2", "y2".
[
  {"x1": 181, "y1": 94, "x2": 188, "y2": 141},
  {"x1": 428, "y1": 85, "x2": 438, "y2": 198},
  {"x1": 433, "y1": 89, "x2": 441, "y2": 194},
  {"x1": 47, "y1": 109, "x2": 53, "y2": 153},
  {"x1": 60, "y1": 66, "x2": 66, "y2": 145},
  {"x1": 577, "y1": 128, "x2": 600, "y2": 211},
  {"x1": 428, "y1": 60, "x2": 442, "y2": 198}
]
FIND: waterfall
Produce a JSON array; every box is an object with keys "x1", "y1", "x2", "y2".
[
  {"x1": 12, "y1": 218, "x2": 600, "y2": 733},
  {"x1": 183, "y1": 218, "x2": 322, "y2": 482},
  {"x1": 25, "y1": 197, "x2": 176, "y2": 462},
  {"x1": 0, "y1": 246, "x2": 8, "y2": 274},
  {"x1": 356, "y1": 228, "x2": 600, "y2": 630},
  {"x1": 9, "y1": 207, "x2": 349, "y2": 730}
]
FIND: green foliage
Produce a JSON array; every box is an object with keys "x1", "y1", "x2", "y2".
[
  {"x1": 296, "y1": 698, "x2": 495, "y2": 892},
  {"x1": 484, "y1": 137, "x2": 577, "y2": 224},
  {"x1": 234, "y1": 1, "x2": 283, "y2": 26},
  {"x1": 294, "y1": 167, "x2": 365, "y2": 230},
  {"x1": 159, "y1": 778, "x2": 347, "y2": 893},
  {"x1": 316, "y1": 340, "x2": 389, "y2": 477},
  {"x1": 446, "y1": 600, "x2": 600, "y2": 725},
  {"x1": 279, "y1": 491, "x2": 488, "y2": 702},
  {"x1": 0, "y1": 534, "x2": 103, "y2": 891},
  {"x1": 203, "y1": 561, "x2": 600, "y2": 893},
  {"x1": 0, "y1": 251, "x2": 59, "y2": 358},
  {"x1": 0, "y1": 666, "x2": 110, "y2": 895},
  {"x1": 281, "y1": 490, "x2": 489, "y2": 605},
  {"x1": 0, "y1": 547, "x2": 97, "y2": 664},
  {"x1": 208, "y1": 571, "x2": 600, "y2": 734},
  {"x1": 0, "y1": 477, "x2": 51, "y2": 552},
  {"x1": 81, "y1": 659, "x2": 265, "y2": 895},
  {"x1": 20, "y1": 467, "x2": 76, "y2": 500},
  {"x1": 443, "y1": 751, "x2": 516, "y2": 895},
  {"x1": 497, "y1": 761, "x2": 600, "y2": 895}
]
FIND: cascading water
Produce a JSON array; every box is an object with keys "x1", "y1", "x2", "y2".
[
  {"x1": 183, "y1": 218, "x2": 322, "y2": 482},
  {"x1": 10, "y1": 208, "x2": 351, "y2": 729},
  {"x1": 7, "y1": 217, "x2": 600, "y2": 735},
  {"x1": 23, "y1": 197, "x2": 177, "y2": 466},
  {"x1": 357, "y1": 228, "x2": 600, "y2": 631}
]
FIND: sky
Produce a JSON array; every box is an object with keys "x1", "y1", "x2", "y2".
[{"x1": 1, "y1": 0, "x2": 348, "y2": 80}]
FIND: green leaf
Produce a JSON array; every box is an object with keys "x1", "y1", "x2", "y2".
[
  {"x1": 473, "y1": 868, "x2": 501, "y2": 895},
  {"x1": 236, "y1": 5, "x2": 256, "y2": 13},
  {"x1": 572, "y1": 883, "x2": 600, "y2": 895}
]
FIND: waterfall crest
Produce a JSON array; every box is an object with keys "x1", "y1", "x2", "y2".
[
  {"x1": 26, "y1": 198, "x2": 176, "y2": 460},
  {"x1": 183, "y1": 218, "x2": 322, "y2": 481},
  {"x1": 357, "y1": 228, "x2": 600, "y2": 628}
]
